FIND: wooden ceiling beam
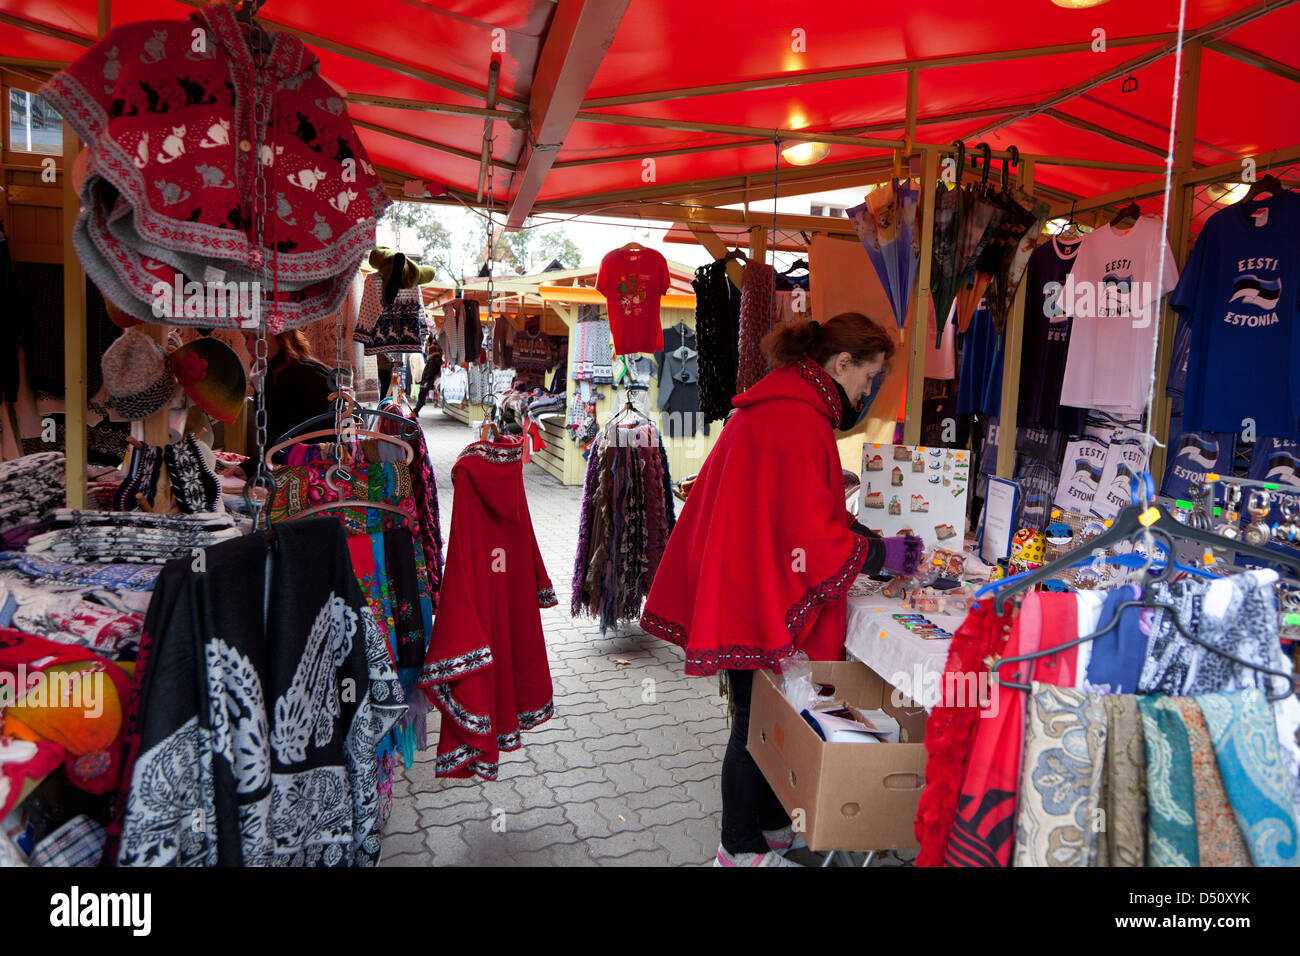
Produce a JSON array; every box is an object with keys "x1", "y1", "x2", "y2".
[
  {"x1": 957, "y1": 0, "x2": 1297, "y2": 142},
  {"x1": 580, "y1": 32, "x2": 1178, "y2": 109},
  {"x1": 505, "y1": 0, "x2": 631, "y2": 228},
  {"x1": 0, "y1": 12, "x2": 93, "y2": 48},
  {"x1": 353, "y1": 119, "x2": 516, "y2": 170},
  {"x1": 1205, "y1": 39, "x2": 1300, "y2": 85}
]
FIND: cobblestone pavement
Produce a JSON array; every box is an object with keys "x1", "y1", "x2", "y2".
[{"x1": 380, "y1": 408, "x2": 729, "y2": 867}]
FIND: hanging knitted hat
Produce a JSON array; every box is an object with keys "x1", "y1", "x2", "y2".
[
  {"x1": 370, "y1": 247, "x2": 436, "y2": 304},
  {"x1": 169, "y1": 336, "x2": 247, "y2": 424},
  {"x1": 101, "y1": 329, "x2": 177, "y2": 421}
]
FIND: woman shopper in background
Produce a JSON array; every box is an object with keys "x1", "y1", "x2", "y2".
[{"x1": 640, "y1": 312, "x2": 922, "y2": 868}]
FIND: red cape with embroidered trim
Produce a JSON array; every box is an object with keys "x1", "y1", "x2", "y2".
[
  {"x1": 640, "y1": 357, "x2": 868, "y2": 675},
  {"x1": 416, "y1": 436, "x2": 555, "y2": 780}
]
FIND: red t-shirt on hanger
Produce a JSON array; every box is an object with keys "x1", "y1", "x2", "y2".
[{"x1": 596, "y1": 246, "x2": 670, "y2": 354}]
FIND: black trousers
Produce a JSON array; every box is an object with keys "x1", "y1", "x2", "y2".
[{"x1": 720, "y1": 669, "x2": 791, "y2": 855}]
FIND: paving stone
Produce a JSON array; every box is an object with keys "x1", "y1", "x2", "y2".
[
  {"x1": 561, "y1": 800, "x2": 618, "y2": 840},
  {"x1": 624, "y1": 785, "x2": 694, "y2": 812},
  {"x1": 489, "y1": 822, "x2": 580, "y2": 854},
  {"x1": 511, "y1": 843, "x2": 599, "y2": 867},
  {"x1": 600, "y1": 761, "x2": 648, "y2": 794},
  {"x1": 652, "y1": 822, "x2": 717, "y2": 865},
  {"x1": 597, "y1": 848, "x2": 673, "y2": 866},
  {"x1": 585, "y1": 829, "x2": 662, "y2": 859},
  {"x1": 378, "y1": 851, "x2": 429, "y2": 868},
  {"x1": 384, "y1": 797, "x2": 420, "y2": 835},
  {"x1": 418, "y1": 801, "x2": 494, "y2": 829},
  {"x1": 376, "y1": 832, "x2": 429, "y2": 860},
  {"x1": 637, "y1": 799, "x2": 709, "y2": 828},
  {"x1": 550, "y1": 779, "x2": 620, "y2": 803},
  {"x1": 680, "y1": 780, "x2": 722, "y2": 813},
  {"x1": 552, "y1": 740, "x2": 603, "y2": 769}
]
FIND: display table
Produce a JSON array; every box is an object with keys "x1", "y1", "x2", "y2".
[{"x1": 843, "y1": 589, "x2": 964, "y2": 712}]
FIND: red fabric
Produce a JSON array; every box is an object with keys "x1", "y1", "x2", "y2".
[
  {"x1": 927, "y1": 592, "x2": 1079, "y2": 867},
  {"x1": 417, "y1": 437, "x2": 555, "y2": 780},
  {"x1": 0, "y1": 628, "x2": 131, "y2": 798},
  {"x1": 39, "y1": 2, "x2": 389, "y2": 330},
  {"x1": 640, "y1": 357, "x2": 868, "y2": 675},
  {"x1": 596, "y1": 247, "x2": 670, "y2": 354}
]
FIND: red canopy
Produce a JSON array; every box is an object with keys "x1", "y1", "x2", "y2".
[{"x1": 5, "y1": 0, "x2": 1299, "y2": 220}]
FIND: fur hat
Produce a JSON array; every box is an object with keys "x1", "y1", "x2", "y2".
[
  {"x1": 101, "y1": 330, "x2": 177, "y2": 421},
  {"x1": 170, "y1": 336, "x2": 247, "y2": 424},
  {"x1": 369, "y1": 247, "x2": 436, "y2": 304}
]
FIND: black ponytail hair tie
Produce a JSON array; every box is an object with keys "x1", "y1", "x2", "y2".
[{"x1": 808, "y1": 320, "x2": 820, "y2": 333}]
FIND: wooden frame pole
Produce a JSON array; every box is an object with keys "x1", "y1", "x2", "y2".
[
  {"x1": 903, "y1": 148, "x2": 938, "y2": 446},
  {"x1": 62, "y1": 122, "x2": 87, "y2": 508},
  {"x1": 996, "y1": 160, "x2": 1035, "y2": 478}
]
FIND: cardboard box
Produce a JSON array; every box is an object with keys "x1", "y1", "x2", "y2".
[{"x1": 748, "y1": 661, "x2": 928, "y2": 852}]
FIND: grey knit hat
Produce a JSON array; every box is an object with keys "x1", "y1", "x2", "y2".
[{"x1": 102, "y1": 329, "x2": 178, "y2": 420}]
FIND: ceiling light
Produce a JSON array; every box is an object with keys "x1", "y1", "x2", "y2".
[
  {"x1": 1050, "y1": 0, "x2": 1113, "y2": 7},
  {"x1": 782, "y1": 141, "x2": 830, "y2": 166},
  {"x1": 1206, "y1": 182, "x2": 1249, "y2": 204}
]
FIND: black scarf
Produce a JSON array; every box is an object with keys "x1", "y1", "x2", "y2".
[{"x1": 832, "y1": 378, "x2": 865, "y2": 431}]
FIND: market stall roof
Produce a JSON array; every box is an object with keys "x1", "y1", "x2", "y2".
[{"x1": 4, "y1": 0, "x2": 1299, "y2": 222}]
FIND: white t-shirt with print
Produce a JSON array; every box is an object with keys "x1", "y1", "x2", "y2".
[{"x1": 1058, "y1": 217, "x2": 1179, "y2": 415}]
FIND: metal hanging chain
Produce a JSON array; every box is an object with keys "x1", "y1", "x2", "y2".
[
  {"x1": 485, "y1": 132, "x2": 496, "y2": 376},
  {"x1": 248, "y1": 71, "x2": 274, "y2": 528}
]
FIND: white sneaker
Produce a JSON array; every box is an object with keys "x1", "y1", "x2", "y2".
[{"x1": 713, "y1": 844, "x2": 802, "y2": 867}]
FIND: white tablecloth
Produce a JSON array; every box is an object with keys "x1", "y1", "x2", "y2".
[{"x1": 844, "y1": 593, "x2": 965, "y2": 711}]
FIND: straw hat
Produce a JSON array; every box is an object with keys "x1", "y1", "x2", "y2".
[{"x1": 170, "y1": 336, "x2": 247, "y2": 423}]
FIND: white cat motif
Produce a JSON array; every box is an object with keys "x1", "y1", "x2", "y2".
[
  {"x1": 199, "y1": 119, "x2": 230, "y2": 149},
  {"x1": 155, "y1": 125, "x2": 186, "y2": 165},
  {"x1": 259, "y1": 144, "x2": 284, "y2": 167},
  {"x1": 288, "y1": 167, "x2": 327, "y2": 192},
  {"x1": 327, "y1": 189, "x2": 358, "y2": 214},
  {"x1": 134, "y1": 133, "x2": 149, "y2": 169}
]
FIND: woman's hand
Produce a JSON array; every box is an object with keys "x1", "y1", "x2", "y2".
[{"x1": 881, "y1": 535, "x2": 924, "y2": 577}]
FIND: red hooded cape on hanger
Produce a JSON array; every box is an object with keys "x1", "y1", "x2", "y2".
[
  {"x1": 417, "y1": 436, "x2": 555, "y2": 780},
  {"x1": 640, "y1": 357, "x2": 869, "y2": 675}
]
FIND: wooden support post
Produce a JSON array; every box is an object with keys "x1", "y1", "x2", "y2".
[
  {"x1": 1150, "y1": 39, "x2": 1201, "y2": 480},
  {"x1": 903, "y1": 148, "x2": 938, "y2": 446},
  {"x1": 996, "y1": 159, "x2": 1034, "y2": 479},
  {"x1": 62, "y1": 122, "x2": 87, "y2": 509},
  {"x1": 138, "y1": 324, "x2": 173, "y2": 447},
  {"x1": 748, "y1": 224, "x2": 767, "y2": 264},
  {"x1": 685, "y1": 222, "x2": 744, "y2": 290}
]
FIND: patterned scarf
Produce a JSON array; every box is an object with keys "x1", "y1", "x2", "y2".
[
  {"x1": 1196, "y1": 689, "x2": 1300, "y2": 867},
  {"x1": 1013, "y1": 683, "x2": 1107, "y2": 866},
  {"x1": 1137, "y1": 696, "x2": 1199, "y2": 866},
  {"x1": 1173, "y1": 697, "x2": 1251, "y2": 866},
  {"x1": 1098, "y1": 695, "x2": 1146, "y2": 867}
]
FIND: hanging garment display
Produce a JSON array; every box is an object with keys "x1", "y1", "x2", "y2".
[
  {"x1": 113, "y1": 518, "x2": 405, "y2": 866},
  {"x1": 573, "y1": 304, "x2": 612, "y2": 382},
  {"x1": 39, "y1": 3, "x2": 389, "y2": 329},
  {"x1": 596, "y1": 245, "x2": 670, "y2": 354},
  {"x1": 694, "y1": 258, "x2": 741, "y2": 424},
  {"x1": 655, "y1": 321, "x2": 702, "y2": 438},
  {"x1": 955, "y1": 298, "x2": 1002, "y2": 418},
  {"x1": 417, "y1": 436, "x2": 556, "y2": 780},
  {"x1": 25, "y1": 510, "x2": 239, "y2": 564},
  {"x1": 1171, "y1": 190, "x2": 1300, "y2": 440},
  {"x1": 1017, "y1": 236, "x2": 1086, "y2": 433},
  {"x1": 355, "y1": 273, "x2": 424, "y2": 354},
  {"x1": 1058, "y1": 216, "x2": 1179, "y2": 415},
  {"x1": 438, "y1": 300, "x2": 469, "y2": 366},
  {"x1": 493, "y1": 315, "x2": 516, "y2": 368},
  {"x1": 735, "y1": 262, "x2": 776, "y2": 394},
  {"x1": 572, "y1": 419, "x2": 676, "y2": 633},
  {"x1": 847, "y1": 178, "x2": 920, "y2": 333}
]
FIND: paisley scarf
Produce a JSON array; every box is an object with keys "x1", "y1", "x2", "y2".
[
  {"x1": 1137, "y1": 696, "x2": 1199, "y2": 867},
  {"x1": 1174, "y1": 697, "x2": 1251, "y2": 866}
]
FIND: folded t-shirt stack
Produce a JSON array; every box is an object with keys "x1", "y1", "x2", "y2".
[
  {"x1": 0, "y1": 453, "x2": 65, "y2": 536},
  {"x1": 25, "y1": 510, "x2": 240, "y2": 565}
]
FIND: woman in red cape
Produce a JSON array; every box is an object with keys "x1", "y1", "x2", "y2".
[{"x1": 640, "y1": 313, "x2": 921, "y2": 867}]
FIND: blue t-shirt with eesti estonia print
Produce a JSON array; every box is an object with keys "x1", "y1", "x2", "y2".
[{"x1": 1170, "y1": 190, "x2": 1300, "y2": 440}]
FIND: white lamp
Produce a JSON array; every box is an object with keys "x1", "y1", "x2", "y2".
[{"x1": 781, "y1": 141, "x2": 831, "y2": 166}]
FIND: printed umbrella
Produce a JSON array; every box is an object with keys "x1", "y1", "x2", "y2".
[
  {"x1": 949, "y1": 148, "x2": 1006, "y2": 334},
  {"x1": 986, "y1": 191, "x2": 1050, "y2": 336},
  {"x1": 928, "y1": 146, "x2": 966, "y2": 347},
  {"x1": 847, "y1": 178, "x2": 919, "y2": 335}
]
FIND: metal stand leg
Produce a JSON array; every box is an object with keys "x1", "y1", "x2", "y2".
[{"x1": 820, "y1": 850, "x2": 838, "y2": 867}]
